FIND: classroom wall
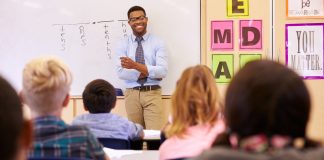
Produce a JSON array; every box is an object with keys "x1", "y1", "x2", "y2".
[
  {"x1": 202, "y1": 0, "x2": 324, "y2": 143},
  {"x1": 275, "y1": 0, "x2": 324, "y2": 143},
  {"x1": 65, "y1": 96, "x2": 171, "y2": 125},
  {"x1": 55, "y1": 0, "x2": 324, "y2": 143},
  {"x1": 23, "y1": 96, "x2": 171, "y2": 125},
  {"x1": 202, "y1": 0, "x2": 271, "y2": 97}
]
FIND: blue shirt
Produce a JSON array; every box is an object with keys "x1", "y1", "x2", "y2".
[
  {"x1": 29, "y1": 116, "x2": 106, "y2": 159},
  {"x1": 72, "y1": 113, "x2": 144, "y2": 140},
  {"x1": 115, "y1": 33, "x2": 168, "y2": 88}
]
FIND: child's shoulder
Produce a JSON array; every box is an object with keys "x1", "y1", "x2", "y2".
[{"x1": 109, "y1": 113, "x2": 131, "y2": 122}]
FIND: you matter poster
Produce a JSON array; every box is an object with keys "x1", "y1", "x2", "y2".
[{"x1": 286, "y1": 23, "x2": 324, "y2": 79}]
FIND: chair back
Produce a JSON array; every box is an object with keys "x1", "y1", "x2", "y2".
[
  {"x1": 115, "y1": 88, "x2": 123, "y2": 96},
  {"x1": 97, "y1": 137, "x2": 130, "y2": 149}
]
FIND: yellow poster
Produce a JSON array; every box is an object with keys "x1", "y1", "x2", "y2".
[{"x1": 227, "y1": 0, "x2": 249, "y2": 17}]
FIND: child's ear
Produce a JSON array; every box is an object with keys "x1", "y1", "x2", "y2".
[
  {"x1": 62, "y1": 94, "x2": 70, "y2": 107},
  {"x1": 83, "y1": 105, "x2": 89, "y2": 111},
  {"x1": 19, "y1": 90, "x2": 25, "y2": 104}
]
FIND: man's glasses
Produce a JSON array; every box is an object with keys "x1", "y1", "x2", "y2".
[{"x1": 129, "y1": 15, "x2": 147, "y2": 23}]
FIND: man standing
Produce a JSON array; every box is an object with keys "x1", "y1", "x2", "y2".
[{"x1": 115, "y1": 6, "x2": 168, "y2": 130}]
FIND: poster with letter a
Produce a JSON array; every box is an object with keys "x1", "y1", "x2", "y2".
[
  {"x1": 212, "y1": 54, "x2": 234, "y2": 83},
  {"x1": 286, "y1": 23, "x2": 324, "y2": 79}
]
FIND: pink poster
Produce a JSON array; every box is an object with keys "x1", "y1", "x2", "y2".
[
  {"x1": 239, "y1": 20, "x2": 262, "y2": 50},
  {"x1": 211, "y1": 21, "x2": 233, "y2": 50}
]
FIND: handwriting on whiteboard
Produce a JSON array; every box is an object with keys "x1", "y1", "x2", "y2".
[{"x1": 53, "y1": 20, "x2": 129, "y2": 59}]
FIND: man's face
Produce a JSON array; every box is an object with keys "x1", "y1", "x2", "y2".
[{"x1": 128, "y1": 10, "x2": 148, "y2": 37}]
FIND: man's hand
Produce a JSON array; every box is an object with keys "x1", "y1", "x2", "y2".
[
  {"x1": 120, "y1": 57, "x2": 137, "y2": 69},
  {"x1": 120, "y1": 57, "x2": 149, "y2": 77}
]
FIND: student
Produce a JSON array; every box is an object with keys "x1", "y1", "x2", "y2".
[
  {"x1": 115, "y1": 5, "x2": 168, "y2": 130},
  {"x1": 72, "y1": 79, "x2": 144, "y2": 140},
  {"x1": 159, "y1": 65, "x2": 225, "y2": 160},
  {"x1": 21, "y1": 57, "x2": 109, "y2": 160},
  {"x1": 0, "y1": 76, "x2": 32, "y2": 160},
  {"x1": 192, "y1": 60, "x2": 324, "y2": 160}
]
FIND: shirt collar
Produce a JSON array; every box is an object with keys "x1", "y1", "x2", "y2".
[
  {"x1": 33, "y1": 115, "x2": 65, "y2": 125},
  {"x1": 131, "y1": 32, "x2": 149, "y2": 42}
]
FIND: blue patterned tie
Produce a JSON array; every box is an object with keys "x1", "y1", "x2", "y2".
[{"x1": 135, "y1": 37, "x2": 147, "y2": 85}]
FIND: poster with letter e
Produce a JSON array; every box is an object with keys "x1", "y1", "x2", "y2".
[{"x1": 286, "y1": 23, "x2": 324, "y2": 79}]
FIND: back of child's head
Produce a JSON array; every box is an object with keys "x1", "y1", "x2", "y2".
[
  {"x1": 82, "y1": 79, "x2": 116, "y2": 113},
  {"x1": 166, "y1": 65, "x2": 221, "y2": 138},
  {"x1": 22, "y1": 57, "x2": 72, "y2": 114},
  {"x1": 225, "y1": 60, "x2": 310, "y2": 139},
  {"x1": 0, "y1": 76, "x2": 24, "y2": 160}
]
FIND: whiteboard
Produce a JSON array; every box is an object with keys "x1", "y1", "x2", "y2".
[{"x1": 0, "y1": 0, "x2": 200, "y2": 95}]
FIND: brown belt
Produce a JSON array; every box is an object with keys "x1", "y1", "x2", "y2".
[{"x1": 132, "y1": 85, "x2": 160, "y2": 91}]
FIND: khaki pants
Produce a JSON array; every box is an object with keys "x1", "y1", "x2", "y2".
[{"x1": 124, "y1": 88, "x2": 164, "y2": 130}]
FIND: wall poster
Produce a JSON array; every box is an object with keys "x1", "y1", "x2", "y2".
[
  {"x1": 286, "y1": 23, "x2": 324, "y2": 79},
  {"x1": 287, "y1": 0, "x2": 324, "y2": 18}
]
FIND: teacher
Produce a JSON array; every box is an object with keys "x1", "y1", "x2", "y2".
[{"x1": 115, "y1": 6, "x2": 168, "y2": 130}]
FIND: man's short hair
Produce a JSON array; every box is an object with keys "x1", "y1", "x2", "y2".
[
  {"x1": 22, "y1": 57, "x2": 72, "y2": 115},
  {"x1": 0, "y1": 76, "x2": 23, "y2": 160},
  {"x1": 127, "y1": 6, "x2": 146, "y2": 19},
  {"x1": 82, "y1": 79, "x2": 117, "y2": 113}
]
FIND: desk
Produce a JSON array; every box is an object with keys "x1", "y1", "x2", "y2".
[
  {"x1": 133, "y1": 130, "x2": 160, "y2": 150},
  {"x1": 144, "y1": 130, "x2": 160, "y2": 140},
  {"x1": 104, "y1": 148, "x2": 159, "y2": 160}
]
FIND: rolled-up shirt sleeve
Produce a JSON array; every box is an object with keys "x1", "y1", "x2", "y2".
[
  {"x1": 115, "y1": 38, "x2": 141, "y2": 81},
  {"x1": 147, "y1": 40, "x2": 168, "y2": 79}
]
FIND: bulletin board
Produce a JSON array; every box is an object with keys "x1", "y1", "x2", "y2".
[{"x1": 203, "y1": 0, "x2": 270, "y2": 88}]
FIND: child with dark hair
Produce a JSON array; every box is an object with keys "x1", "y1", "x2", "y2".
[
  {"x1": 191, "y1": 60, "x2": 324, "y2": 160},
  {"x1": 0, "y1": 76, "x2": 32, "y2": 160},
  {"x1": 72, "y1": 79, "x2": 144, "y2": 140}
]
